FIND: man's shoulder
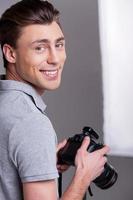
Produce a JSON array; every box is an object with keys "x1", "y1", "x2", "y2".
[
  {"x1": 0, "y1": 90, "x2": 38, "y2": 117},
  {"x1": 10, "y1": 111, "x2": 55, "y2": 139}
]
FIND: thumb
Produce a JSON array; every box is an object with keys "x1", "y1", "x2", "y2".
[{"x1": 57, "y1": 139, "x2": 67, "y2": 152}]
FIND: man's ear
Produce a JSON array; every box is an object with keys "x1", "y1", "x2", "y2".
[{"x1": 2, "y1": 44, "x2": 16, "y2": 64}]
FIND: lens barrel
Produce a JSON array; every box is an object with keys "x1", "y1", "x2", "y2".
[{"x1": 93, "y1": 163, "x2": 118, "y2": 189}]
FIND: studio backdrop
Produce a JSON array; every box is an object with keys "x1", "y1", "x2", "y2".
[{"x1": 98, "y1": 0, "x2": 133, "y2": 157}]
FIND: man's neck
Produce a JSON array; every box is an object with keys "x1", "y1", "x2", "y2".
[{"x1": 5, "y1": 67, "x2": 45, "y2": 95}]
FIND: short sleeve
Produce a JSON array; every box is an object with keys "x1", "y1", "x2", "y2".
[{"x1": 8, "y1": 113, "x2": 59, "y2": 183}]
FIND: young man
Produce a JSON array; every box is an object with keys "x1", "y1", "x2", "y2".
[{"x1": 0, "y1": 0, "x2": 109, "y2": 199}]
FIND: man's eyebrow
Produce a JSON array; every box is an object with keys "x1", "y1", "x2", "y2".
[
  {"x1": 56, "y1": 37, "x2": 65, "y2": 42},
  {"x1": 31, "y1": 37, "x2": 65, "y2": 45}
]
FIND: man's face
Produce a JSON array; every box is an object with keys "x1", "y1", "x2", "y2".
[{"x1": 13, "y1": 22, "x2": 66, "y2": 93}]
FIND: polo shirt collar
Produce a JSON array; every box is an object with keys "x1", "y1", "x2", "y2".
[{"x1": 0, "y1": 80, "x2": 46, "y2": 113}]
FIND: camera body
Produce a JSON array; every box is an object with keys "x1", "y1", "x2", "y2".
[{"x1": 58, "y1": 127, "x2": 118, "y2": 189}]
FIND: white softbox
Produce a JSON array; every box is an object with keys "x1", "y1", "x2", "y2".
[{"x1": 98, "y1": 0, "x2": 133, "y2": 157}]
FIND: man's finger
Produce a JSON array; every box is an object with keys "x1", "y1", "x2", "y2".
[
  {"x1": 57, "y1": 139, "x2": 67, "y2": 152},
  {"x1": 97, "y1": 145, "x2": 110, "y2": 156},
  {"x1": 79, "y1": 136, "x2": 90, "y2": 151}
]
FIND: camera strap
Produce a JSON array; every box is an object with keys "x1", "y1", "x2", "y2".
[
  {"x1": 58, "y1": 172, "x2": 62, "y2": 198},
  {"x1": 88, "y1": 185, "x2": 93, "y2": 196}
]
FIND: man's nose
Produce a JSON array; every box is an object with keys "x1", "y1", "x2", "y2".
[{"x1": 47, "y1": 48, "x2": 59, "y2": 65}]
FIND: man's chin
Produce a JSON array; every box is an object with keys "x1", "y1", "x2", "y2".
[
  {"x1": 47, "y1": 84, "x2": 61, "y2": 91},
  {"x1": 47, "y1": 80, "x2": 61, "y2": 91},
  {"x1": 40, "y1": 81, "x2": 61, "y2": 91},
  {"x1": 33, "y1": 79, "x2": 61, "y2": 93}
]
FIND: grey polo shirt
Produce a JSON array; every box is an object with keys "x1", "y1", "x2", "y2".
[{"x1": 0, "y1": 80, "x2": 59, "y2": 200}]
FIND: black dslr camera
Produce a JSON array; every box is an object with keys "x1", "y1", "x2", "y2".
[{"x1": 58, "y1": 126, "x2": 118, "y2": 190}]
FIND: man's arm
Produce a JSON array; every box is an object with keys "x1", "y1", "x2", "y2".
[
  {"x1": 23, "y1": 175, "x2": 87, "y2": 200},
  {"x1": 23, "y1": 180, "x2": 57, "y2": 200},
  {"x1": 23, "y1": 137, "x2": 109, "y2": 200}
]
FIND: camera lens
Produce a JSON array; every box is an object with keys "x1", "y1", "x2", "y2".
[{"x1": 93, "y1": 163, "x2": 118, "y2": 189}]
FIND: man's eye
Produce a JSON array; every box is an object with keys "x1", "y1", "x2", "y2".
[
  {"x1": 56, "y1": 43, "x2": 64, "y2": 49},
  {"x1": 35, "y1": 46, "x2": 46, "y2": 52}
]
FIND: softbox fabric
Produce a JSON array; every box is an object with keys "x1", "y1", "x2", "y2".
[{"x1": 98, "y1": 0, "x2": 133, "y2": 157}]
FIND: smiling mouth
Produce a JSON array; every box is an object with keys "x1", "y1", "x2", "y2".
[{"x1": 40, "y1": 69, "x2": 58, "y2": 79}]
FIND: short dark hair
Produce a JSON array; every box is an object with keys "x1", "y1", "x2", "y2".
[{"x1": 0, "y1": 0, "x2": 60, "y2": 68}]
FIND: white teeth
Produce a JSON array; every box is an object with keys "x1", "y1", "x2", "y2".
[
  {"x1": 45, "y1": 70, "x2": 57, "y2": 75},
  {"x1": 44, "y1": 70, "x2": 58, "y2": 77}
]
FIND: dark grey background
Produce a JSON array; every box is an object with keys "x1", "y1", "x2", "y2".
[{"x1": 0, "y1": 0, "x2": 133, "y2": 199}]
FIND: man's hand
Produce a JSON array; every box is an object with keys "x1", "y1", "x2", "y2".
[
  {"x1": 57, "y1": 139, "x2": 70, "y2": 173},
  {"x1": 74, "y1": 136, "x2": 110, "y2": 186}
]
